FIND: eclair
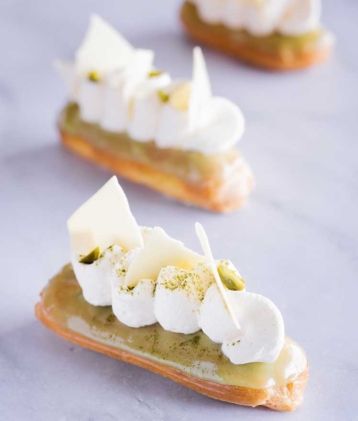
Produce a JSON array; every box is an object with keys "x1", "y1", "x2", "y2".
[
  {"x1": 55, "y1": 15, "x2": 254, "y2": 213},
  {"x1": 36, "y1": 176, "x2": 309, "y2": 411},
  {"x1": 181, "y1": 0, "x2": 335, "y2": 71}
]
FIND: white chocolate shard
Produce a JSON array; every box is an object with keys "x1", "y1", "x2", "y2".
[
  {"x1": 75, "y1": 14, "x2": 134, "y2": 76},
  {"x1": 124, "y1": 227, "x2": 204, "y2": 288},
  {"x1": 195, "y1": 222, "x2": 241, "y2": 330},
  {"x1": 189, "y1": 47, "x2": 212, "y2": 131},
  {"x1": 67, "y1": 176, "x2": 143, "y2": 256}
]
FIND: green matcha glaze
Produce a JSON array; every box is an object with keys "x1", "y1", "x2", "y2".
[
  {"x1": 59, "y1": 103, "x2": 242, "y2": 184},
  {"x1": 183, "y1": 2, "x2": 323, "y2": 55},
  {"x1": 41, "y1": 264, "x2": 307, "y2": 389}
]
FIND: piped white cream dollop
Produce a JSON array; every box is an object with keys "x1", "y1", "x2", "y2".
[
  {"x1": 197, "y1": 260, "x2": 243, "y2": 343},
  {"x1": 192, "y1": 0, "x2": 322, "y2": 37},
  {"x1": 221, "y1": 290, "x2": 285, "y2": 364},
  {"x1": 244, "y1": 1, "x2": 288, "y2": 37},
  {"x1": 128, "y1": 72, "x2": 171, "y2": 142},
  {"x1": 182, "y1": 97, "x2": 245, "y2": 155},
  {"x1": 111, "y1": 249, "x2": 157, "y2": 328},
  {"x1": 155, "y1": 263, "x2": 214, "y2": 334},
  {"x1": 71, "y1": 245, "x2": 125, "y2": 306},
  {"x1": 199, "y1": 284, "x2": 285, "y2": 364},
  {"x1": 77, "y1": 77, "x2": 103, "y2": 123},
  {"x1": 100, "y1": 72, "x2": 128, "y2": 133},
  {"x1": 194, "y1": 0, "x2": 226, "y2": 25},
  {"x1": 278, "y1": 0, "x2": 322, "y2": 36},
  {"x1": 156, "y1": 81, "x2": 191, "y2": 148}
]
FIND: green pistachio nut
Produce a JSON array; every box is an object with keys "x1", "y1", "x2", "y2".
[
  {"x1": 217, "y1": 264, "x2": 245, "y2": 291},
  {"x1": 157, "y1": 90, "x2": 170, "y2": 103},
  {"x1": 79, "y1": 247, "x2": 100, "y2": 264},
  {"x1": 148, "y1": 70, "x2": 163, "y2": 77},
  {"x1": 106, "y1": 313, "x2": 116, "y2": 323},
  {"x1": 88, "y1": 71, "x2": 101, "y2": 82}
]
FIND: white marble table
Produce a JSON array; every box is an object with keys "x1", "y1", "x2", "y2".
[{"x1": 1, "y1": 0, "x2": 357, "y2": 419}]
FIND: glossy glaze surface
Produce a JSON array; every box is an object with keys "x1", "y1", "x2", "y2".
[
  {"x1": 60, "y1": 103, "x2": 242, "y2": 184},
  {"x1": 42, "y1": 264, "x2": 306, "y2": 390}
]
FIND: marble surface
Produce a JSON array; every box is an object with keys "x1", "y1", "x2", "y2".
[{"x1": 1, "y1": 0, "x2": 358, "y2": 419}]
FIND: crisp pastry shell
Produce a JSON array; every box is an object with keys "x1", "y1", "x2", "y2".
[
  {"x1": 60, "y1": 130, "x2": 254, "y2": 213},
  {"x1": 35, "y1": 298, "x2": 309, "y2": 411},
  {"x1": 180, "y1": 2, "x2": 332, "y2": 71}
]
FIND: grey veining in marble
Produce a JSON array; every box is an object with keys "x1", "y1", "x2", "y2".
[{"x1": 1, "y1": 0, "x2": 358, "y2": 420}]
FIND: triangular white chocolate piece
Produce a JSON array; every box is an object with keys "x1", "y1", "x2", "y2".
[
  {"x1": 189, "y1": 47, "x2": 212, "y2": 131},
  {"x1": 75, "y1": 14, "x2": 134, "y2": 76},
  {"x1": 124, "y1": 227, "x2": 204, "y2": 287},
  {"x1": 67, "y1": 176, "x2": 143, "y2": 256}
]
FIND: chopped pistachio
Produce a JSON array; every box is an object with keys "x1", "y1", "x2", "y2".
[
  {"x1": 148, "y1": 70, "x2": 163, "y2": 77},
  {"x1": 106, "y1": 313, "x2": 116, "y2": 323},
  {"x1": 217, "y1": 264, "x2": 245, "y2": 291},
  {"x1": 88, "y1": 71, "x2": 101, "y2": 82},
  {"x1": 79, "y1": 247, "x2": 100, "y2": 264},
  {"x1": 169, "y1": 83, "x2": 191, "y2": 111},
  {"x1": 118, "y1": 284, "x2": 135, "y2": 296},
  {"x1": 157, "y1": 90, "x2": 169, "y2": 103}
]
